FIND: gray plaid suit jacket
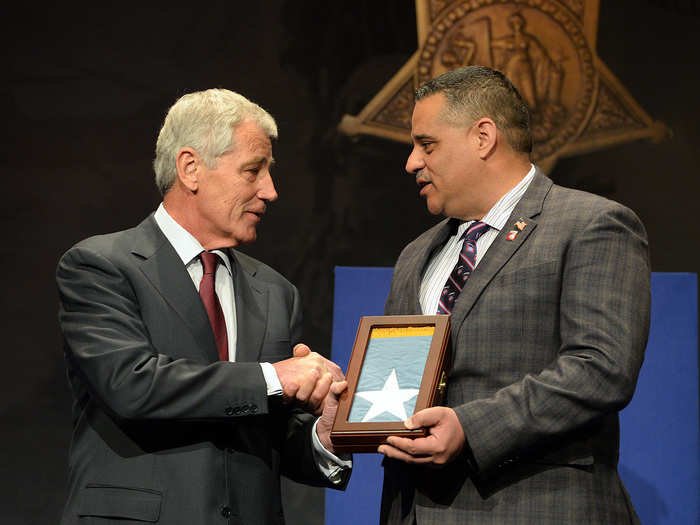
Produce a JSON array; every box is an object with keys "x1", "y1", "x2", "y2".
[
  {"x1": 381, "y1": 171, "x2": 650, "y2": 524},
  {"x1": 56, "y1": 215, "x2": 336, "y2": 525}
]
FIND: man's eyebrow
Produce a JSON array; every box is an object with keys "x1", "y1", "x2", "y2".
[
  {"x1": 243, "y1": 156, "x2": 273, "y2": 168},
  {"x1": 412, "y1": 133, "x2": 436, "y2": 142}
]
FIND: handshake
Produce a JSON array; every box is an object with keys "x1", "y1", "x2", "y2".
[
  {"x1": 272, "y1": 344, "x2": 347, "y2": 453},
  {"x1": 272, "y1": 344, "x2": 346, "y2": 415}
]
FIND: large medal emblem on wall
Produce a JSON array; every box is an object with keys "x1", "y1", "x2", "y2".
[{"x1": 338, "y1": 0, "x2": 669, "y2": 172}]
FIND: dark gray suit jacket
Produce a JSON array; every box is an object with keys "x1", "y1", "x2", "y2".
[
  {"x1": 381, "y1": 172, "x2": 650, "y2": 524},
  {"x1": 56, "y1": 215, "x2": 334, "y2": 524}
]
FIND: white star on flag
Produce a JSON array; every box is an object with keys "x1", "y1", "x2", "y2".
[{"x1": 354, "y1": 368, "x2": 419, "y2": 422}]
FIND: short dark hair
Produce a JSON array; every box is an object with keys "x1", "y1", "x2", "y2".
[{"x1": 416, "y1": 66, "x2": 532, "y2": 154}]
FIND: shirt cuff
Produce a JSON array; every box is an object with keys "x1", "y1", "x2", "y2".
[
  {"x1": 311, "y1": 418, "x2": 352, "y2": 484},
  {"x1": 260, "y1": 362, "x2": 283, "y2": 396}
]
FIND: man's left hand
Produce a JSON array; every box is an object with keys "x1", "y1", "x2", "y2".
[
  {"x1": 315, "y1": 380, "x2": 348, "y2": 454},
  {"x1": 377, "y1": 406, "x2": 465, "y2": 466}
]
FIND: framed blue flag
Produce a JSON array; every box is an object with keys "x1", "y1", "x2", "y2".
[{"x1": 330, "y1": 315, "x2": 451, "y2": 453}]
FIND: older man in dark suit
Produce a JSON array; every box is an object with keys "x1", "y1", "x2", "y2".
[
  {"x1": 56, "y1": 89, "x2": 350, "y2": 524},
  {"x1": 378, "y1": 66, "x2": 649, "y2": 524}
]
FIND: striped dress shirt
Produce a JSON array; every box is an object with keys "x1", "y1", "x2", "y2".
[{"x1": 419, "y1": 164, "x2": 536, "y2": 314}]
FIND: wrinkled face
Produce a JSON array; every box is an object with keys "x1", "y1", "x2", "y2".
[
  {"x1": 406, "y1": 93, "x2": 480, "y2": 220},
  {"x1": 194, "y1": 120, "x2": 277, "y2": 247}
]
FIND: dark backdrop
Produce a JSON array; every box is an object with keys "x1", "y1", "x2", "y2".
[{"x1": 1, "y1": 1, "x2": 698, "y2": 523}]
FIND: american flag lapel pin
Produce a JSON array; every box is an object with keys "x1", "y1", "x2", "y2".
[{"x1": 506, "y1": 230, "x2": 518, "y2": 241}]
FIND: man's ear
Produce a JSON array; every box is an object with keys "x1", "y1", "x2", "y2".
[
  {"x1": 175, "y1": 147, "x2": 201, "y2": 192},
  {"x1": 473, "y1": 118, "x2": 498, "y2": 159}
]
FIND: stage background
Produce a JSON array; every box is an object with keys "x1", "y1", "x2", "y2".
[{"x1": 1, "y1": 2, "x2": 699, "y2": 523}]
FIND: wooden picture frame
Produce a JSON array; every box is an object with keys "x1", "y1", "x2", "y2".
[{"x1": 330, "y1": 315, "x2": 451, "y2": 453}]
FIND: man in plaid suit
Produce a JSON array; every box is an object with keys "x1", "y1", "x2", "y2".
[{"x1": 378, "y1": 66, "x2": 649, "y2": 524}]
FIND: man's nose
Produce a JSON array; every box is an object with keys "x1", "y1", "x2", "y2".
[
  {"x1": 259, "y1": 172, "x2": 278, "y2": 202},
  {"x1": 405, "y1": 146, "x2": 424, "y2": 174}
]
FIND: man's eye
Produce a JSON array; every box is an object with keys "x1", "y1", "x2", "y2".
[{"x1": 422, "y1": 143, "x2": 433, "y2": 152}]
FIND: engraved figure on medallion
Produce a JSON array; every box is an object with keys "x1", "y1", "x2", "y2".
[
  {"x1": 491, "y1": 13, "x2": 566, "y2": 142},
  {"x1": 435, "y1": 10, "x2": 568, "y2": 145},
  {"x1": 440, "y1": 29, "x2": 476, "y2": 69},
  {"x1": 418, "y1": 2, "x2": 596, "y2": 161}
]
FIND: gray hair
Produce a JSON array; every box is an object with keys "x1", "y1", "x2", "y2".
[
  {"x1": 153, "y1": 89, "x2": 278, "y2": 195},
  {"x1": 415, "y1": 66, "x2": 532, "y2": 154}
]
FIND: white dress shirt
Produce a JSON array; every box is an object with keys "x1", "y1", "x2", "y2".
[
  {"x1": 420, "y1": 164, "x2": 536, "y2": 314},
  {"x1": 153, "y1": 203, "x2": 350, "y2": 482},
  {"x1": 154, "y1": 203, "x2": 283, "y2": 394}
]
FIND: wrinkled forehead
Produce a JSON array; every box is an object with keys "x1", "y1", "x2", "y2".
[{"x1": 233, "y1": 121, "x2": 273, "y2": 156}]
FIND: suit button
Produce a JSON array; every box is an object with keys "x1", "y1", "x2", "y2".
[
  {"x1": 250, "y1": 404, "x2": 258, "y2": 413},
  {"x1": 233, "y1": 406, "x2": 242, "y2": 415},
  {"x1": 220, "y1": 505, "x2": 232, "y2": 518},
  {"x1": 240, "y1": 404, "x2": 249, "y2": 414},
  {"x1": 224, "y1": 406, "x2": 234, "y2": 416}
]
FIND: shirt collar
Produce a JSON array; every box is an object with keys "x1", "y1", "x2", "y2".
[
  {"x1": 153, "y1": 203, "x2": 233, "y2": 275},
  {"x1": 455, "y1": 163, "x2": 536, "y2": 236}
]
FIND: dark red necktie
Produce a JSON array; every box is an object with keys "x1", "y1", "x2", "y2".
[{"x1": 199, "y1": 252, "x2": 229, "y2": 361}]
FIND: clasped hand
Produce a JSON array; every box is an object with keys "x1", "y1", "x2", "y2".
[
  {"x1": 377, "y1": 406, "x2": 466, "y2": 466},
  {"x1": 272, "y1": 344, "x2": 345, "y2": 415}
]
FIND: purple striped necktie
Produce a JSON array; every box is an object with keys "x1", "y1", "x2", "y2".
[{"x1": 437, "y1": 221, "x2": 489, "y2": 314}]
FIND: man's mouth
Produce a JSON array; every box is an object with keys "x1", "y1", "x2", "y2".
[{"x1": 417, "y1": 179, "x2": 431, "y2": 195}]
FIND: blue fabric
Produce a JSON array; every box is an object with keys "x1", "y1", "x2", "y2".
[
  {"x1": 619, "y1": 273, "x2": 699, "y2": 525},
  {"x1": 326, "y1": 267, "x2": 393, "y2": 525}
]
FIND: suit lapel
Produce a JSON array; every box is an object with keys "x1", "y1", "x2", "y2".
[
  {"x1": 132, "y1": 216, "x2": 220, "y2": 363},
  {"x1": 229, "y1": 250, "x2": 267, "y2": 363},
  {"x1": 449, "y1": 171, "x2": 553, "y2": 335}
]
